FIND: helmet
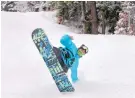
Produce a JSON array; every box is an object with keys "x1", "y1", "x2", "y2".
[{"x1": 77, "y1": 44, "x2": 88, "y2": 57}]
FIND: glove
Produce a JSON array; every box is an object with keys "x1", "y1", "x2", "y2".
[{"x1": 69, "y1": 35, "x2": 74, "y2": 40}]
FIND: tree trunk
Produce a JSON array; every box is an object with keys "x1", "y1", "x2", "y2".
[
  {"x1": 102, "y1": 20, "x2": 106, "y2": 34},
  {"x1": 89, "y1": 1, "x2": 98, "y2": 34},
  {"x1": 85, "y1": 1, "x2": 90, "y2": 12},
  {"x1": 102, "y1": 12, "x2": 106, "y2": 34},
  {"x1": 81, "y1": 1, "x2": 86, "y2": 33}
]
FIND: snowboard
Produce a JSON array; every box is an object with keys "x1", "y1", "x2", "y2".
[{"x1": 32, "y1": 28, "x2": 75, "y2": 92}]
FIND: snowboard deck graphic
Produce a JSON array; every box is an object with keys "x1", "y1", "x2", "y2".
[{"x1": 32, "y1": 28, "x2": 75, "y2": 92}]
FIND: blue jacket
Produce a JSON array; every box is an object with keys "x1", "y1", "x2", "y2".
[{"x1": 60, "y1": 35, "x2": 80, "y2": 82}]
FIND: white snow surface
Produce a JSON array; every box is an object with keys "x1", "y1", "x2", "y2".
[{"x1": 1, "y1": 11, "x2": 135, "y2": 98}]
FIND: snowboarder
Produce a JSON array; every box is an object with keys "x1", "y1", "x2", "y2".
[{"x1": 53, "y1": 34, "x2": 88, "y2": 83}]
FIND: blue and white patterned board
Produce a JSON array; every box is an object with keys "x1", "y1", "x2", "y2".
[{"x1": 32, "y1": 28, "x2": 75, "y2": 92}]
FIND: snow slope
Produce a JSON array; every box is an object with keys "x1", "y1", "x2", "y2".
[{"x1": 1, "y1": 11, "x2": 135, "y2": 98}]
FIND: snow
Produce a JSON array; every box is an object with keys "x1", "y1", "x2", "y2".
[{"x1": 1, "y1": 11, "x2": 135, "y2": 98}]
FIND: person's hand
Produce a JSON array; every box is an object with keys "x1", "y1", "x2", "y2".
[{"x1": 69, "y1": 35, "x2": 74, "y2": 40}]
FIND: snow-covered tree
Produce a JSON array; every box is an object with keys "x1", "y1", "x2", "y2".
[
  {"x1": 56, "y1": 1, "x2": 98, "y2": 34},
  {"x1": 114, "y1": 1, "x2": 135, "y2": 35},
  {"x1": 114, "y1": 11, "x2": 128, "y2": 34},
  {"x1": 1, "y1": 1, "x2": 47, "y2": 12},
  {"x1": 96, "y1": 1, "x2": 122, "y2": 34},
  {"x1": 1, "y1": 1, "x2": 17, "y2": 12}
]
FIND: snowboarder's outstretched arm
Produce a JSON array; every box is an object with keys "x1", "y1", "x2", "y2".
[{"x1": 60, "y1": 34, "x2": 79, "y2": 83}]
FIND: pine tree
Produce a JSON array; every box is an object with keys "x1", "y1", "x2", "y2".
[
  {"x1": 114, "y1": 1, "x2": 135, "y2": 35},
  {"x1": 96, "y1": 1, "x2": 122, "y2": 34},
  {"x1": 1, "y1": 1, "x2": 17, "y2": 12}
]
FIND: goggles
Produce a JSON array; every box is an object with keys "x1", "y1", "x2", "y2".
[{"x1": 78, "y1": 45, "x2": 88, "y2": 57}]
